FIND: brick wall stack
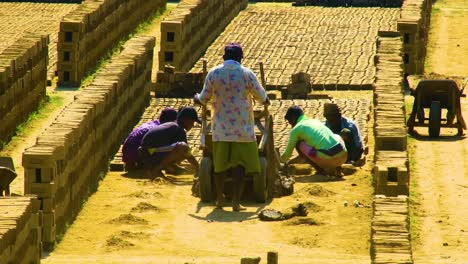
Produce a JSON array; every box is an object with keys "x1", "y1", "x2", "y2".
[
  {"x1": 292, "y1": 0, "x2": 403, "y2": 7},
  {"x1": 373, "y1": 35, "x2": 409, "y2": 196},
  {"x1": 371, "y1": 195, "x2": 413, "y2": 264},
  {"x1": 0, "y1": 0, "x2": 82, "y2": 2},
  {"x1": 159, "y1": 0, "x2": 248, "y2": 72},
  {"x1": 57, "y1": 0, "x2": 166, "y2": 86},
  {"x1": 0, "y1": 34, "x2": 49, "y2": 145},
  {"x1": 398, "y1": 0, "x2": 432, "y2": 75},
  {"x1": 22, "y1": 36, "x2": 155, "y2": 245},
  {"x1": 0, "y1": 196, "x2": 42, "y2": 264}
]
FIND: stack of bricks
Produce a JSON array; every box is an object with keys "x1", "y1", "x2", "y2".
[
  {"x1": 57, "y1": 0, "x2": 166, "y2": 86},
  {"x1": 0, "y1": 196, "x2": 42, "y2": 264},
  {"x1": 0, "y1": 2, "x2": 78, "y2": 81},
  {"x1": 398, "y1": 0, "x2": 432, "y2": 74},
  {"x1": 159, "y1": 0, "x2": 248, "y2": 72},
  {"x1": 292, "y1": 0, "x2": 403, "y2": 7},
  {"x1": 190, "y1": 6, "x2": 399, "y2": 90},
  {"x1": 371, "y1": 195, "x2": 413, "y2": 263},
  {"x1": 22, "y1": 36, "x2": 155, "y2": 245},
  {"x1": 373, "y1": 36, "x2": 409, "y2": 196},
  {"x1": 0, "y1": 33, "x2": 49, "y2": 145}
]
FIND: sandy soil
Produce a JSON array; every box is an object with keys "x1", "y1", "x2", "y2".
[
  {"x1": 42, "y1": 164, "x2": 373, "y2": 264},
  {"x1": 409, "y1": 0, "x2": 468, "y2": 262}
]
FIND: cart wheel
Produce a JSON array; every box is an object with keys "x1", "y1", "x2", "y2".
[
  {"x1": 199, "y1": 157, "x2": 213, "y2": 202},
  {"x1": 429, "y1": 101, "x2": 441, "y2": 137},
  {"x1": 254, "y1": 157, "x2": 268, "y2": 203}
]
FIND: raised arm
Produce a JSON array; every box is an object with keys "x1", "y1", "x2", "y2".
[
  {"x1": 195, "y1": 71, "x2": 214, "y2": 105},
  {"x1": 246, "y1": 69, "x2": 268, "y2": 104}
]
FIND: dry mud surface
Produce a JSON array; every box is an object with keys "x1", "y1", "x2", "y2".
[
  {"x1": 191, "y1": 4, "x2": 399, "y2": 88},
  {"x1": 0, "y1": 2, "x2": 79, "y2": 78},
  {"x1": 409, "y1": 0, "x2": 468, "y2": 262}
]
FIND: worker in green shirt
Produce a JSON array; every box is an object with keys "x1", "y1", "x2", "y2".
[{"x1": 280, "y1": 106, "x2": 348, "y2": 176}]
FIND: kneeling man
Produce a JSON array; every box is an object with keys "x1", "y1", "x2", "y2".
[
  {"x1": 280, "y1": 106, "x2": 347, "y2": 176},
  {"x1": 139, "y1": 107, "x2": 200, "y2": 179}
]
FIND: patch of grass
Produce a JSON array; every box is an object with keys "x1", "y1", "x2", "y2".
[
  {"x1": 81, "y1": 6, "x2": 167, "y2": 86},
  {"x1": 0, "y1": 94, "x2": 65, "y2": 152}
]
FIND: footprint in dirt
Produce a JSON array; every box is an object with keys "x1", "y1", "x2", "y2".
[{"x1": 108, "y1": 214, "x2": 148, "y2": 225}]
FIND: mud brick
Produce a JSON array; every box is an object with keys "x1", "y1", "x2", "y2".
[
  {"x1": 42, "y1": 225, "x2": 56, "y2": 243},
  {"x1": 25, "y1": 182, "x2": 56, "y2": 198},
  {"x1": 397, "y1": 20, "x2": 419, "y2": 32},
  {"x1": 375, "y1": 134, "x2": 407, "y2": 151}
]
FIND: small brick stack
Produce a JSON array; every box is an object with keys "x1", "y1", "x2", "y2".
[
  {"x1": 22, "y1": 36, "x2": 155, "y2": 245},
  {"x1": 373, "y1": 36, "x2": 409, "y2": 196},
  {"x1": 0, "y1": 34, "x2": 49, "y2": 145},
  {"x1": 397, "y1": 0, "x2": 432, "y2": 75},
  {"x1": 371, "y1": 195, "x2": 413, "y2": 264},
  {"x1": 0, "y1": 2, "x2": 78, "y2": 80},
  {"x1": 292, "y1": 0, "x2": 403, "y2": 7},
  {"x1": 0, "y1": 196, "x2": 42, "y2": 264},
  {"x1": 159, "y1": 0, "x2": 248, "y2": 72},
  {"x1": 57, "y1": 0, "x2": 166, "y2": 86}
]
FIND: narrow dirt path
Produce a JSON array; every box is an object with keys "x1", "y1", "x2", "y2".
[{"x1": 409, "y1": 0, "x2": 468, "y2": 262}]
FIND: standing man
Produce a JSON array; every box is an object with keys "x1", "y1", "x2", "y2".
[
  {"x1": 122, "y1": 108, "x2": 178, "y2": 170},
  {"x1": 138, "y1": 107, "x2": 200, "y2": 179},
  {"x1": 281, "y1": 106, "x2": 347, "y2": 177},
  {"x1": 323, "y1": 103, "x2": 364, "y2": 165},
  {"x1": 194, "y1": 43, "x2": 269, "y2": 211}
]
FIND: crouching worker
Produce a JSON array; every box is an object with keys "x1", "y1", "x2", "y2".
[
  {"x1": 323, "y1": 103, "x2": 364, "y2": 165},
  {"x1": 281, "y1": 106, "x2": 347, "y2": 177},
  {"x1": 122, "y1": 108, "x2": 177, "y2": 171},
  {"x1": 138, "y1": 107, "x2": 200, "y2": 179}
]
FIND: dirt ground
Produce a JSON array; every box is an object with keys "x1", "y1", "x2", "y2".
[
  {"x1": 408, "y1": 0, "x2": 468, "y2": 262},
  {"x1": 1, "y1": 1, "x2": 466, "y2": 263},
  {"x1": 43, "y1": 92, "x2": 375, "y2": 264}
]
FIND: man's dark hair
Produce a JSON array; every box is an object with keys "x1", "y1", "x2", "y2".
[
  {"x1": 223, "y1": 43, "x2": 243, "y2": 62},
  {"x1": 284, "y1": 106, "x2": 304, "y2": 121},
  {"x1": 159, "y1": 107, "x2": 177, "y2": 123}
]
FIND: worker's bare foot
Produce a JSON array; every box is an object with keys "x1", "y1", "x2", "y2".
[{"x1": 232, "y1": 204, "x2": 246, "y2": 211}]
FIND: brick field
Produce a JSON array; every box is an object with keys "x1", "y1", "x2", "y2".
[
  {"x1": 0, "y1": 2, "x2": 79, "y2": 78},
  {"x1": 191, "y1": 5, "x2": 399, "y2": 89},
  {"x1": 112, "y1": 97, "x2": 371, "y2": 166}
]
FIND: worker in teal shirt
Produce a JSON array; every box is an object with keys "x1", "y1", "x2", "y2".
[{"x1": 281, "y1": 106, "x2": 347, "y2": 176}]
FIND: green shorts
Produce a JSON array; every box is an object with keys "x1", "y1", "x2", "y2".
[{"x1": 212, "y1": 141, "x2": 260, "y2": 174}]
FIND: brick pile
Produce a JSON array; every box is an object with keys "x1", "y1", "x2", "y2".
[
  {"x1": 292, "y1": 0, "x2": 403, "y2": 7},
  {"x1": 191, "y1": 6, "x2": 399, "y2": 90},
  {"x1": 159, "y1": 0, "x2": 248, "y2": 72},
  {"x1": 371, "y1": 195, "x2": 413, "y2": 264},
  {"x1": 111, "y1": 98, "x2": 371, "y2": 169},
  {"x1": 0, "y1": 2, "x2": 78, "y2": 79},
  {"x1": 0, "y1": 196, "x2": 42, "y2": 264},
  {"x1": 57, "y1": 0, "x2": 166, "y2": 86},
  {"x1": 0, "y1": 34, "x2": 49, "y2": 145},
  {"x1": 22, "y1": 36, "x2": 155, "y2": 244},
  {"x1": 397, "y1": 0, "x2": 432, "y2": 74},
  {"x1": 373, "y1": 36, "x2": 409, "y2": 197}
]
